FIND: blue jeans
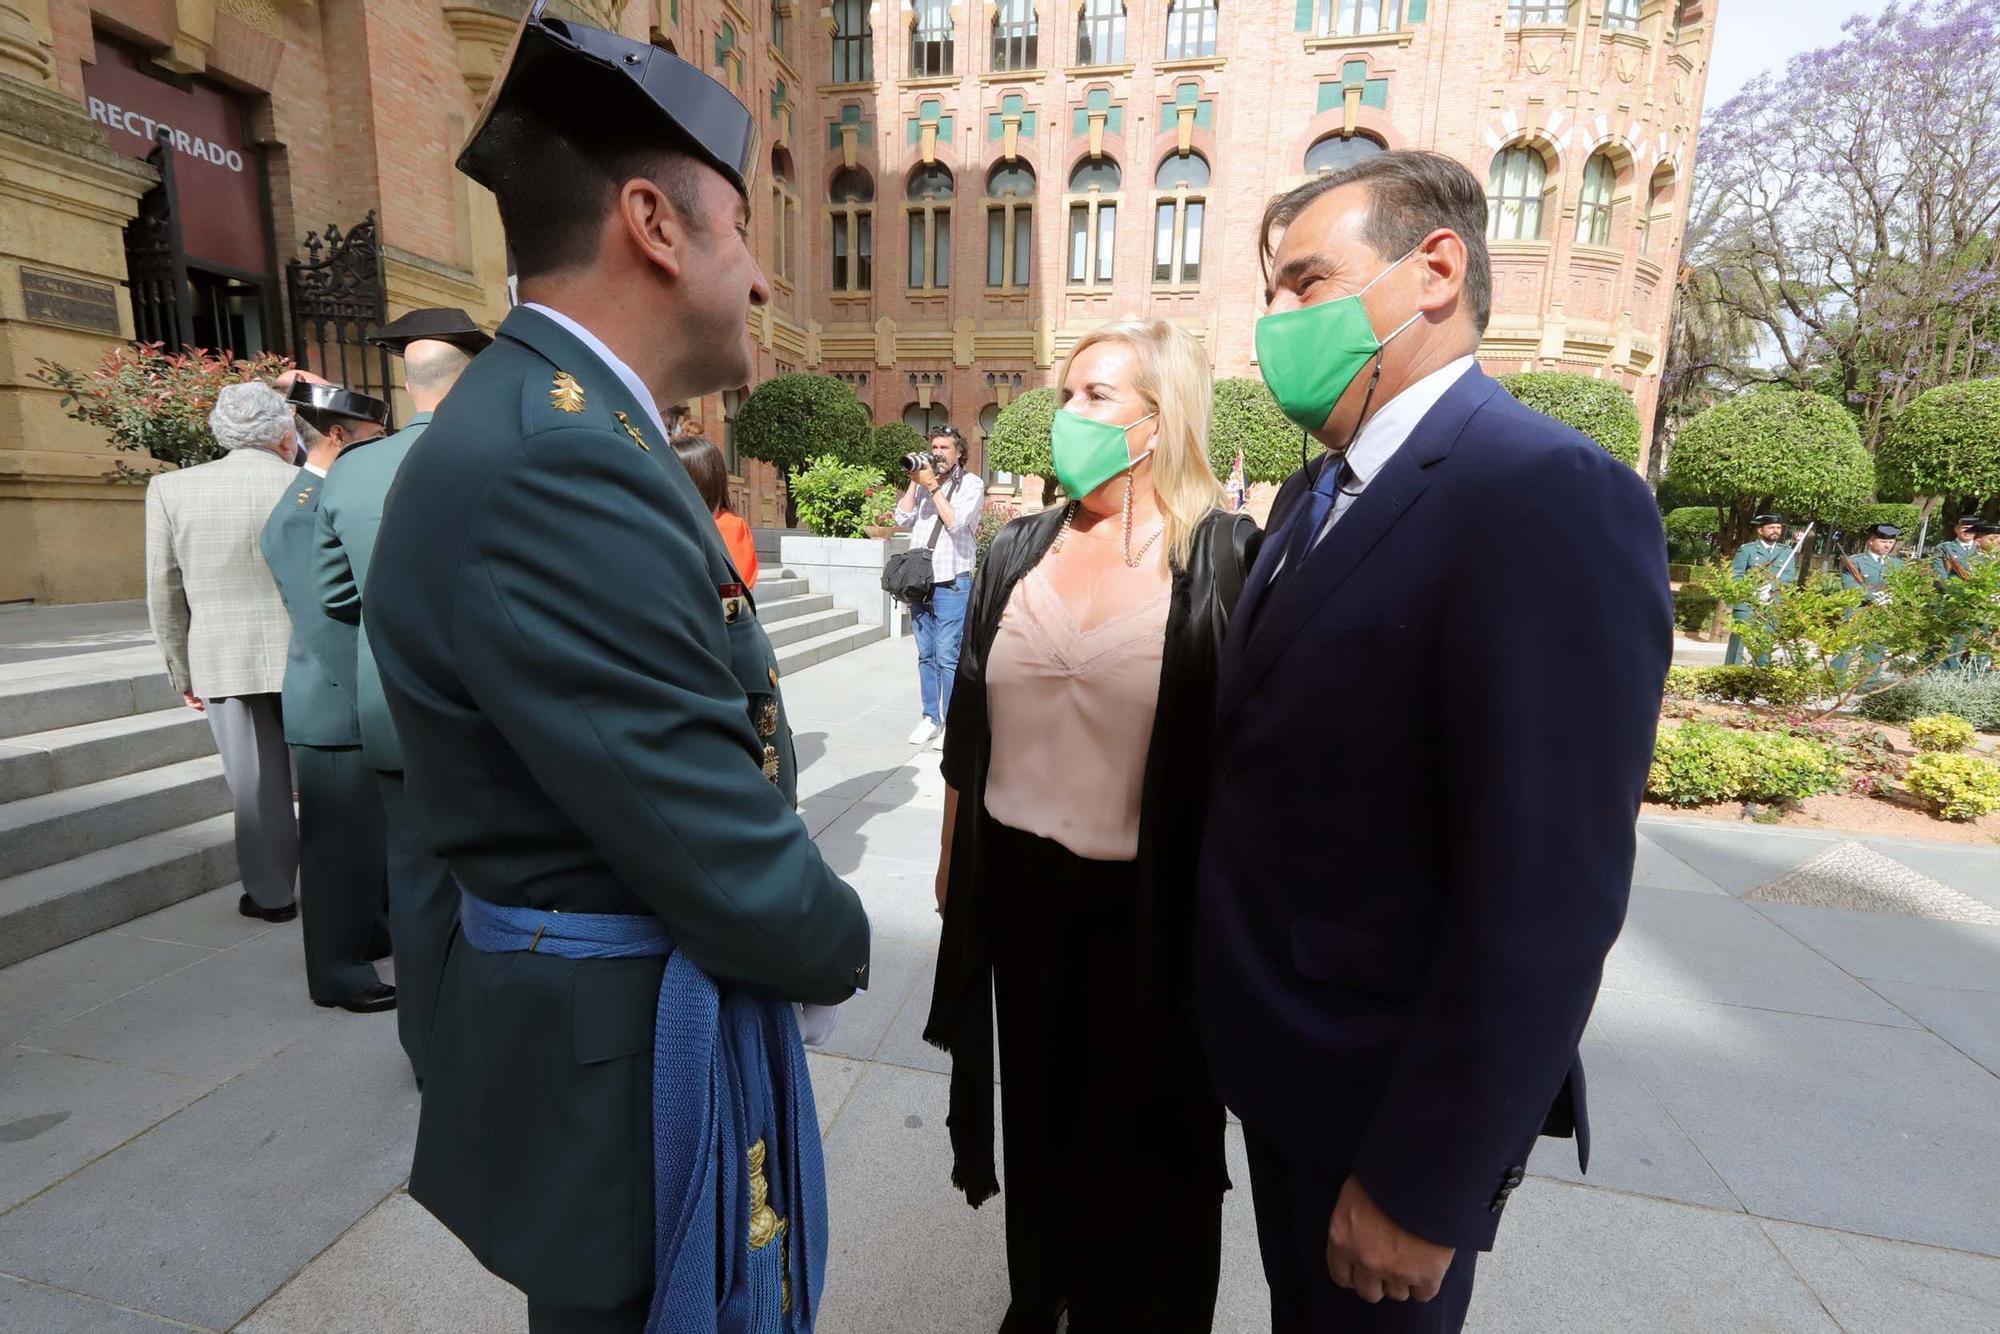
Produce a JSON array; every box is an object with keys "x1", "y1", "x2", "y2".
[{"x1": 913, "y1": 572, "x2": 972, "y2": 725}]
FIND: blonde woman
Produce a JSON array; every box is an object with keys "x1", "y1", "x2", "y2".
[{"x1": 923, "y1": 318, "x2": 1259, "y2": 1333}]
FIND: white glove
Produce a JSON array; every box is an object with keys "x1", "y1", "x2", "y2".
[
  {"x1": 1755, "y1": 585, "x2": 1775, "y2": 605},
  {"x1": 797, "y1": 1003, "x2": 839, "y2": 1047}
]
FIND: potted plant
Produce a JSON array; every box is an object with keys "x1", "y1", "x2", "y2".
[{"x1": 861, "y1": 486, "x2": 900, "y2": 539}]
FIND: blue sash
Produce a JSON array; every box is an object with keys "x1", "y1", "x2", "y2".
[{"x1": 457, "y1": 889, "x2": 825, "y2": 1333}]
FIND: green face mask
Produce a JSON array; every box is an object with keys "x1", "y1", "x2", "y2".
[
  {"x1": 1254, "y1": 247, "x2": 1424, "y2": 433},
  {"x1": 1050, "y1": 409, "x2": 1156, "y2": 499}
]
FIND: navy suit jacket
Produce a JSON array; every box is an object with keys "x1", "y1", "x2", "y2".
[{"x1": 1193, "y1": 366, "x2": 1671, "y2": 1252}]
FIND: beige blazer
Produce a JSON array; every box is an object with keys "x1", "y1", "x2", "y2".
[{"x1": 144, "y1": 447, "x2": 300, "y2": 698}]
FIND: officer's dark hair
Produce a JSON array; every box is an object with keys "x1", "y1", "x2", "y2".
[
  {"x1": 482, "y1": 103, "x2": 709, "y2": 280},
  {"x1": 672, "y1": 433, "x2": 731, "y2": 514},
  {"x1": 1259, "y1": 150, "x2": 1494, "y2": 334}
]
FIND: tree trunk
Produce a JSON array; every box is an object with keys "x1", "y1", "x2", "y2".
[{"x1": 783, "y1": 468, "x2": 798, "y2": 528}]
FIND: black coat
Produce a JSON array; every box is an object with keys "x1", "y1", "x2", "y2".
[{"x1": 923, "y1": 504, "x2": 1260, "y2": 1204}]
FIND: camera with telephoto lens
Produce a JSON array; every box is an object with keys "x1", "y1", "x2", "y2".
[{"x1": 901, "y1": 451, "x2": 931, "y2": 473}]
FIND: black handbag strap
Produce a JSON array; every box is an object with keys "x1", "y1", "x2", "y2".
[{"x1": 918, "y1": 480, "x2": 950, "y2": 552}]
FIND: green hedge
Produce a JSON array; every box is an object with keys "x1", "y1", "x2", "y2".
[
  {"x1": 1648, "y1": 721, "x2": 1846, "y2": 807},
  {"x1": 1856, "y1": 669, "x2": 2000, "y2": 732},
  {"x1": 1661, "y1": 664, "x2": 1816, "y2": 707},
  {"x1": 1212, "y1": 377, "x2": 1320, "y2": 484},
  {"x1": 1672, "y1": 584, "x2": 1720, "y2": 634},
  {"x1": 1664, "y1": 506, "x2": 1722, "y2": 565},
  {"x1": 1497, "y1": 371, "x2": 1643, "y2": 467}
]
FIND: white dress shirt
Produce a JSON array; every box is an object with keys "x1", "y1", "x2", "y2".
[
  {"x1": 1310, "y1": 354, "x2": 1477, "y2": 549},
  {"x1": 523, "y1": 301, "x2": 671, "y2": 442}
]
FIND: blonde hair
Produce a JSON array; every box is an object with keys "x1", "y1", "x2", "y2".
[{"x1": 1058, "y1": 317, "x2": 1224, "y2": 570}]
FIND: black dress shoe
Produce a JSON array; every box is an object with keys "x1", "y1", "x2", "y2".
[
  {"x1": 317, "y1": 982, "x2": 397, "y2": 1014},
  {"x1": 237, "y1": 894, "x2": 298, "y2": 923}
]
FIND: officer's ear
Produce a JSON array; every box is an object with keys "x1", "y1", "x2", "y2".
[{"x1": 617, "y1": 176, "x2": 688, "y2": 282}]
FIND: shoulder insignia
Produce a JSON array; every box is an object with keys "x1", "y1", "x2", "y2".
[
  {"x1": 550, "y1": 371, "x2": 587, "y2": 414},
  {"x1": 295, "y1": 488, "x2": 314, "y2": 505},
  {"x1": 614, "y1": 410, "x2": 651, "y2": 452}
]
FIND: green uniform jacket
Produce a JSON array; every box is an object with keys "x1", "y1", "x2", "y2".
[
  {"x1": 363, "y1": 304, "x2": 870, "y2": 1311},
  {"x1": 1934, "y1": 538, "x2": 1976, "y2": 580},
  {"x1": 314, "y1": 413, "x2": 431, "y2": 772},
  {"x1": 258, "y1": 470, "x2": 361, "y2": 748},
  {"x1": 1729, "y1": 539, "x2": 1793, "y2": 622},
  {"x1": 1840, "y1": 551, "x2": 1902, "y2": 595}
]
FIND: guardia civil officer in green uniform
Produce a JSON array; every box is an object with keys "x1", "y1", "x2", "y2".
[
  {"x1": 1932, "y1": 514, "x2": 1980, "y2": 582},
  {"x1": 1726, "y1": 513, "x2": 1793, "y2": 666},
  {"x1": 314, "y1": 307, "x2": 488, "y2": 1082},
  {"x1": 257, "y1": 381, "x2": 396, "y2": 1013},
  {"x1": 1835, "y1": 522, "x2": 1903, "y2": 682},
  {"x1": 362, "y1": 7, "x2": 870, "y2": 1331}
]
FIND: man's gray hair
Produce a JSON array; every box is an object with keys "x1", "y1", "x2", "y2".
[
  {"x1": 1260, "y1": 149, "x2": 1494, "y2": 333},
  {"x1": 208, "y1": 381, "x2": 295, "y2": 453}
]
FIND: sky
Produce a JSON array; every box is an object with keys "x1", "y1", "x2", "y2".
[{"x1": 1703, "y1": 0, "x2": 1895, "y2": 110}]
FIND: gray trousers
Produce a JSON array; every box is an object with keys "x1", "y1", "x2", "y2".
[{"x1": 204, "y1": 694, "x2": 298, "y2": 910}]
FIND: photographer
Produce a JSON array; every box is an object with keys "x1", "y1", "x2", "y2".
[{"x1": 895, "y1": 424, "x2": 985, "y2": 746}]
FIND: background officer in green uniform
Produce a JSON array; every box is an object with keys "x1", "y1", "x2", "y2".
[
  {"x1": 1932, "y1": 514, "x2": 1980, "y2": 581},
  {"x1": 314, "y1": 308, "x2": 488, "y2": 1082},
  {"x1": 1836, "y1": 522, "x2": 1903, "y2": 682},
  {"x1": 1726, "y1": 513, "x2": 1793, "y2": 666},
  {"x1": 363, "y1": 8, "x2": 869, "y2": 1330},
  {"x1": 258, "y1": 380, "x2": 395, "y2": 1013}
]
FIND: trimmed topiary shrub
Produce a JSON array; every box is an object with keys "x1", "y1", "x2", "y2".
[
  {"x1": 1857, "y1": 669, "x2": 2000, "y2": 732},
  {"x1": 986, "y1": 387, "x2": 1059, "y2": 502},
  {"x1": 1498, "y1": 371, "x2": 1643, "y2": 467},
  {"x1": 1903, "y1": 752, "x2": 2000, "y2": 821},
  {"x1": 789, "y1": 456, "x2": 880, "y2": 539},
  {"x1": 1835, "y1": 502, "x2": 1923, "y2": 538},
  {"x1": 1664, "y1": 506, "x2": 1723, "y2": 565},
  {"x1": 863, "y1": 420, "x2": 928, "y2": 485},
  {"x1": 1211, "y1": 377, "x2": 1322, "y2": 484},
  {"x1": 1908, "y1": 713, "x2": 1977, "y2": 753},
  {"x1": 735, "y1": 373, "x2": 873, "y2": 522},
  {"x1": 1875, "y1": 379, "x2": 2000, "y2": 509},
  {"x1": 1663, "y1": 386, "x2": 1874, "y2": 548}
]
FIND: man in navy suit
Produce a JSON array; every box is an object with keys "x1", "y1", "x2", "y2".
[{"x1": 1194, "y1": 151, "x2": 1671, "y2": 1331}]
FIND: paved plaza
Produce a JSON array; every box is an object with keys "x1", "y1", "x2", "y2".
[{"x1": 2, "y1": 631, "x2": 1998, "y2": 1332}]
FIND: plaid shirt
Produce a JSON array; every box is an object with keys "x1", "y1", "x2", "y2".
[
  {"x1": 145, "y1": 448, "x2": 298, "y2": 698},
  {"x1": 894, "y1": 470, "x2": 986, "y2": 584}
]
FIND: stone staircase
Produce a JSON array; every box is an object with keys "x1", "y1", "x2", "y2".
[{"x1": 0, "y1": 572, "x2": 880, "y2": 968}]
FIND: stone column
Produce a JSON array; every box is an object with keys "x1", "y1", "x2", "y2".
[{"x1": 0, "y1": 1, "x2": 159, "y2": 603}]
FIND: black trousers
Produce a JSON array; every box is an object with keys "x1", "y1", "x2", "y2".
[
  {"x1": 292, "y1": 744, "x2": 386, "y2": 1004},
  {"x1": 526, "y1": 1296, "x2": 649, "y2": 1333},
  {"x1": 1244, "y1": 1130, "x2": 1478, "y2": 1334},
  {"x1": 377, "y1": 770, "x2": 459, "y2": 1081},
  {"x1": 988, "y1": 822, "x2": 1225, "y2": 1334}
]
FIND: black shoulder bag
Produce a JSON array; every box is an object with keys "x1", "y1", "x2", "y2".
[{"x1": 882, "y1": 500, "x2": 946, "y2": 606}]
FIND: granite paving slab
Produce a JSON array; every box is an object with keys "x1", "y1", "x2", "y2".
[
  {"x1": 1856, "y1": 838, "x2": 2000, "y2": 911},
  {"x1": 806, "y1": 1052, "x2": 867, "y2": 1140},
  {"x1": 872, "y1": 954, "x2": 951, "y2": 1078},
  {"x1": 1864, "y1": 980, "x2": 2000, "y2": 1076},
  {"x1": 809, "y1": 933, "x2": 933, "y2": 1065},
  {"x1": 1746, "y1": 841, "x2": 2000, "y2": 925},
  {"x1": 1594, "y1": 990, "x2": 2000, "y2": 1257},
  {"x1": 1636, "y1": 820, "x2": 1837, "y2": 896},
  {"x1": 1759, "y1": 1218, "x2": 2000, "y2": 1334},
  {"x1": 814, "y1": 798, "x2": 947, "y2": 876},
  {"x1": 0, "y1": 1274, "x2": 201, "y2": 1333},
  {"x1": 793, "y1": 741, "x2": 927, "y2": 805},
  {"x1": 0, "y1": 1012, "x2": 415, "y2": 1331},
  {"x1": 233, "y1": 1191, "x2": 523, "y2": 1334},
  {"x1": 1629, "y1": 834, "x2": 1727, "y2": 896},
  {"x1": 0, "y1": 928, "x2": 211, "y2": 1048},
  {"x1": 1602, "y1": 885, "x2": 1915, "y2": 1025},
  {"x1": 26, "y1": 927, "x2": 337, "y2": 1084},
  {"x1": 1756, "y1": 904, "x2": 2000, "y2": 994},
  {"x1": 0, "y1": 1047, "x2": 209, "y2": 1214},
  {"x1": 111, "y1": 882, "x2": 286, "y2": 951},
  {"x1": 1465, "y1": 1179, "x2": 1839, "y2": 1333},
  {"x1": 818, "y1": 853, "x2": 945, "y2": 944}
]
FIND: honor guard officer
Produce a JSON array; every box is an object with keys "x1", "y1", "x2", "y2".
[
  {"x1": 314, "y1": 308, "x2": 488, "y2": 1083},
  {"x1": 1933, "y1": 514, "x2": 1980, "y2": 580},
  {"x1": 1840, "y1": 523, "x2": 1904, "y2": 602},
  {"x1": 258, "y1": 380, "x2": 396, "y2": 1014},
  {"x1": 361, "y1": 7, "x2": 870, "y2": 1332},
  {"x1": 1726, "y1": 514, "x2": 1793, "y2": 666}
]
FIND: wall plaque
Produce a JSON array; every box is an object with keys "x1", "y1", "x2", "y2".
[{"x1": 20, "y1": 269, "x2": 122, "y2": 335}]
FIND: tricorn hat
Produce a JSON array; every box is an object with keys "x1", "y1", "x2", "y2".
[
  {"x1": 1969, "y1": 519, "x2": 2000, "y2": 536},
  {"x1": 1752, "y1": 513, "x2": 1786, "y2": 526},
  {"x1": 457, "y1": 0, "x2": 758, "y2": 200},
  {"x1": 286, "y1": 380, "x2": 391, "y2": 428},
  {"x1": 1863, "y1": 523, "x2": 1902, "y2": 540},
  {"x1": 366, "y1": 307, "x2": 492, "y2": 355}
]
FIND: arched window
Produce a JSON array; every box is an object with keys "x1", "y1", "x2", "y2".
[
  {"x1": 1506, "y1": 0, "x2": 1570, "y2": 26},
  {"x1": 831, "y1": 0, "x2": 873, "y2": 82},
  {"x1": 1576, "y1": 152, "x2": 1616, "y2": 247},
  {"x1": 1639, "y1": 165, "x2": 1677, "y2": 255},
  {"x1": 770, "y1": 147, "x2": 798, "y2": 283},
  {"x1": 1486, "y1": 145, "x2": 1548, "y2": 241},
  {"x1": 1076, "y1": 0, "x2": 1126, "y2": 67},
  {"x1": 986, "y1": 163, "x2": 1036, "y2": 289},
  {"x1": 991, "y1": 0, "x2": 1038, "y2": 71},
  {"x1": 831, "y1": 167, "x2": 875, "y2": 292},
  {"x1": 1164, "y1": 0, "x2": 1217, "y2": 60},
  {"x1": 1602, "y1": 0, "x2": 1641, "y2": 32},
  {"x1": 1066, "y1": 158, "x2": 1120, "y2": 286},
  {"x1": 770, "y1": 0, "x2": 790, "y2": 53},
  {"x1": 911, "y1": 0, "x2": 955, "y2": 76},
  {"x1": 1304, "y1": 134, "x2": 1383, "y2": 176},
  {"x1": 979, "y1": 403, "x2": 1015, "y2": 486},
  {"x1": 907, "y1": 165, "x2": 954, "y2": 290},
  {"x1": 1154, "y1": 153, "x2": 1208, "y2": 286},
  {"x1": 1316, "y1": 1, "x2": 1401, "y2": 37},
  {"x1": 903, "y1": 402, "x2": 951, "y2": 435}
]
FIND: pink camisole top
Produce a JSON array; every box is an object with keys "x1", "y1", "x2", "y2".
[{"x1": 982, "y1": 565, "x2": 1170, "y2": 862}]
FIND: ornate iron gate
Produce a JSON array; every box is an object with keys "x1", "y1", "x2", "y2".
[
  {"x1": 285, "y1": 212, "x2": 393, "y2": 419},
  {"x1": 123, "y1": 128, "x2": 194, "y2": 350}
]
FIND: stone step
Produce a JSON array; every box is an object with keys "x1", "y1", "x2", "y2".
[
  {"x1": 756, "y1": 576, "x2": 809, "y2": 601},
  {"x1": 755, "y1": 591, "x2": 835, "y2": 626},
  {"x1": 0, "y1": 706, "x2": 216, "y2": 803},
  {"x1": 0, "y1": 814, "x2": 239, "y2": 969},
  {"x1": 0, "y1": 755, "x2": 232, "y2": 881},
  {"x1": 774, "y1": 620, "x2": 887, "y2": 676},
  {"x1": 0, "y1": 652, "x2": 179, "y2": 740},
  {"x1": 762, "y1": 607, "x2": 861, "y2": 651}
]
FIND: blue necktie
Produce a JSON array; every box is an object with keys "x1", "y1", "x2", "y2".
[{"x1": 1264, "y1": 454, "x2": 1349, "y2": 597}]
